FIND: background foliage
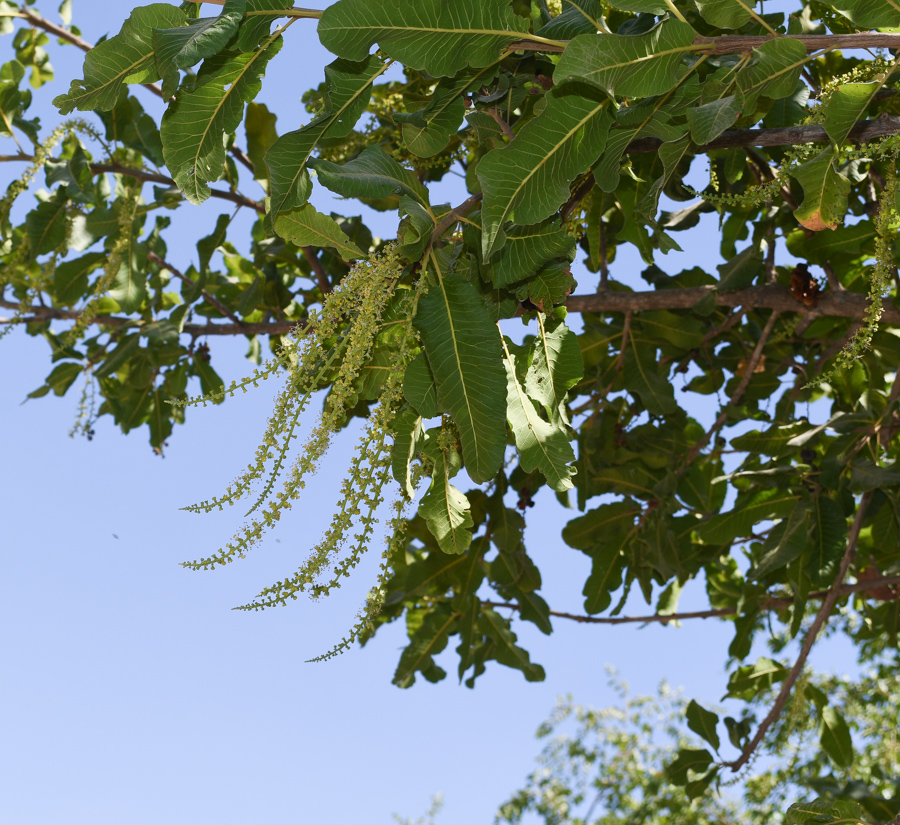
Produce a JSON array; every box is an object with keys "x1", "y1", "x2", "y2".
[{"x1": 2, "y1": 0, "x2": 900, "y2": 819}]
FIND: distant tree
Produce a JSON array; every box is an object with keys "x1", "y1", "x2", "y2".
[
  {"x1": 2, "y1": 1, "x2": 900, "y2": 818},
  {"x1": 497, "y1": 665, "x2": 900, "y2": 825}
]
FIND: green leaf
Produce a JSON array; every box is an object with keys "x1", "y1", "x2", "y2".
[
  {"x1": 698, "y1": 488, "x2": 798, "y2": 545},
  {"x1": 608, "y1": 0, "x2": 670, "y2": 12},
  {"x1": 623, "y1": 339, "x2": 677, "y2": 416},
  {"x1": 54, "y1": 4, "x2": 185, "y2": 114},
  {"x1": 665, "y1": 747, "x2": 713, "y2": 785},
  {"x1": 235, "y1": 0, "x2": 294, "y2": 52},
  {"x1": 109, "y1": 242, "x2": 148, "y2": 314},
  {"x1": 716, "y1": 241, "x2": 764, "y2": 291},
  {"x1": 730, "y1": 422, "x2": 810, "y2": 455},
  {"x1": 310, "y1": 144, "x2": 430, "y2": 207},
  {"x1": 24, "y1": 196, "x2": 68, "y2": 255},
  {"x1": 726, "y1": 656, "x2": 786, "y2": 700},
  {"x1": 266, "y1": 54, "x2": 388, "y2": 216},
  {"x1": 562, "y1": 502, "x2": 639, "y2": 551},
  {"x1": 819, "y1": 706, "x2": 854, "y2": 768},
  {"x1": 478, "y1": 84, "x2": 612, "y2": 258},
  {"x1": 582, "y1": 534, "x2": 628, "y2": 614},
  {"x1": 829, "y1": 0, "x2": 900, "y2": 28},
  {"x1": 153, "y1": 0, "x2": 247, "y2": 97},
  {"x1": 525, "y1": 313, "x2": 583, "y2": 417},
  {"x1": 694, "y1": 0, "x2": 756, "y2": 29},
  {"x1": 736, "y1": 38, "x2": 809, "y2": 107},
  {"x1": 555, "y1": 20, "x2": 697, "y2": 99},
  {"x1": 849, "y1": 459, "x2": 900, "y2": 493},
  {"x1": 821, "y1": 82, "x2": 879, "y2": 148},
  {"x1": 503, "y1": 338, "x2": 577, "y2": 493},
  {"x1": 784, "y1": 798, "x2": 866, "y2": 825},
  {"x1": 747, "y1": 501, "x2": 810, "y2": 581},
  {"x1": 161, "y1": 36, "x2": 283, "y2": 205},
  {"x1": 53, "y1": 251, "x2": 105, "y2": 306},
  {"x1": 391, "y1": 406, "x2": 425, "y2": 499},
  {"x1": 806, "y1": 496, "x2": 848, "y2": 586},
  {"x1": 687, "y1": 95, "x2": 742, "y2": 145},
  {"x1": 318, "y1": 0, "x2": 531, "y2": 78},
  {"x1": 403, "y1": 352, "x2": 438, "y2": 418},
  {"x1": 396, "y1": 64, "x2": 500, "y2": 158},
  {"x1": 786, "y1": 221, "x2": 875, "y2": 266},
  {"x1": 483, "y1": 218, "x2": 575, "y2": 289},
  {"x1": 273, "y1": 203, "x2": 365, "y2": 261},
  {"x1": 413, "y1": 253, "x2": 507, "y2": 484},
  {"x1": 28, "y1": 361, "x2": 83, "y2": 399},
  {"x1": 478, "y1": 606, "x2": 545, "y2": 682},
  {"x1": 419, "y1": 435, "x2": 475, "y2": 555},
  {"x1": 514, "y1": 261, "x2": 578, "y2": 312},
  {"x1": 536, "y1": 0, "x2": 604, "y2": 39},
  {"x1": 686, "y1": 700, "x2": 720, "y2": 752},
  {"x1": 245, "y1": 101, "x2": 278, "y2": 185},
  {"x1": 392, "y1": 604, "x2": 456, "y2": 687}
]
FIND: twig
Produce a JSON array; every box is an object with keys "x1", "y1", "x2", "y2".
[
  {"x1": 507, "y1": 32, "x2": 900, "y2": 54},
  {"x1": 681, "y1": 311, "x2": 779, "y2": 468},
  {"x1": 566, "y1": 285, "x2": 900, "y2": 324},
  {"x1": 726, "y1": 491, "x2": 875, "y2": 773},
  {"x1": 487, "y1": 107, "x2": 515, "y2": 141},
  {"x1": 479, "y1": 573, "x2": 900, "y2": 626},
  {"x1": 0, "y1": 297, "x2": 302, "y2": 336},
  {"x1": 427, "y1": 193, "x2": 483, "y2": 247},
  {"x1": 300, "y1": 246, "x2": 332, "y2": 294},
  {"x1": 821, "y1": 261, "x2": 845, "y2": 292},
  {"x1": 616, "y1": 311, "x2": 631, "y2": 373},
  {"x1": 147, "y1": 251, "x2": 245, "y2": 326},
  {"x1": 91, "y1": 160, "x2": 266, "y2": 213}
]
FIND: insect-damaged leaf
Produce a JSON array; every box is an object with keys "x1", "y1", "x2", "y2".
[{"x1": 792, "y1": 148, "x2": 850, "y2": 231}]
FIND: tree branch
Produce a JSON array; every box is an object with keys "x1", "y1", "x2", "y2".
[
  {"x1": 626, "y1": 115, "x2": 900, "y2": 155},
  {"x1": 88, "y1": 162, "x2": 266, "y2": 213},
  {"x1": 565, "y1": 284, "x2": 900, "y2": 324},
  {"x1": 480, "y1": 573, "x2": 900, "y2": 627},
  {"x1": 726, "y1": 491, "x2": 875, "y2": 773},
  {"x1": 0, "y1": 298, "x2": 302, "y2": 337},
  {"x1": 508, "y1": 32, "x2": 900, "y2": 54},
  {"x1": 5, "y1": 281, "x2": 895, "y2": 340},
  {"x1": 428, "y1": 193, "x2": 483, "y2": 247},
  {"x1": 147, "y1": 251, "x2": 246, "y2": 326}
]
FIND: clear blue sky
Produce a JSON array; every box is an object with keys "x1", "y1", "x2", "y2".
[{"x1": 1, "y1": 2, "x2": 856, "y2": 823}]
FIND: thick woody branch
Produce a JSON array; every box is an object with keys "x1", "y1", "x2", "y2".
[
  {"x1": 481, "y1": 573, "x2": 900, "y2": 626},
  {"x1": 727, "y1": 491, "x2": 874, "y2": 772},
  {"x1": 565, "y1": 284, "x2": 900, "y2": 324},
  {"x1": 509, "y1": 31, "x2": 900, "y2": 54},
  {"x1": 0, "y1": 298, "x2": 301, "y2": 337},
  {"x1": 4, "y1": 282, "x2": 894, "y2": 340}
]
